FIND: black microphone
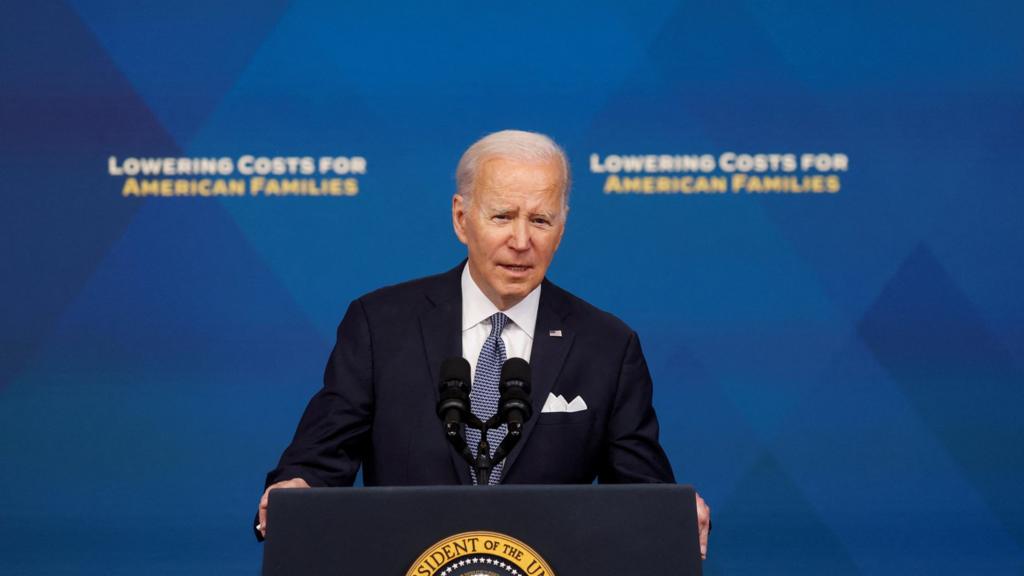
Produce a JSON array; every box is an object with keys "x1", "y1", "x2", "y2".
[
  {"x1": 436, "y1": 357, "x2": 472, "y2": 437},
  {"x1": 499, "y1": 358, "x2": 532, "y2": 435}
]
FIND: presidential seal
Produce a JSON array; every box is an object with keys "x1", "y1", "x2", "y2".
[{"x1": 407, "y1": 531, "x2": 555, "y2": 576}]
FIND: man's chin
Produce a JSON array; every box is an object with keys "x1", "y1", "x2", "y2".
[
  {"x1": 499, "y1": 271, "x2": 538, "y2": 287},
  {"x1": 496, "y1": 280, "x2": 540, "y2": 305}
]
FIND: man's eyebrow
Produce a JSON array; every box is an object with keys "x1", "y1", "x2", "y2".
[{"x1": 529, "y1": 209, "x2": 559, "y2": 219}]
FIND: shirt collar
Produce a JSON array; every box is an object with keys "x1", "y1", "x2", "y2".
[{"x1": 461, "y1": 264, "x2": 541, "y2": 339}]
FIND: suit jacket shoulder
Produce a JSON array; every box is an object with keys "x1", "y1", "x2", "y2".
[
  {"x1": 357, "y1": 263, "x2": 462, "y2": 313},
  {"x1": 540, "y1": 278, "x2": 636, "y2": 338}
]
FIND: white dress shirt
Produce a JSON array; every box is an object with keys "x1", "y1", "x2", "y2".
[{"x1": 461, "y1": 265, "x2": 541, "y2": 383}]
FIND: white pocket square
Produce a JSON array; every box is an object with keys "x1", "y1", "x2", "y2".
[{"x1": 541, "y1": 393, "x2": 588, "y2": 413}]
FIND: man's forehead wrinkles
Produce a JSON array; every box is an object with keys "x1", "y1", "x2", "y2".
[
  {"x1": 482, "y1": 203, "x2": 515, "y2": 214},
  {"x1": 472, "y1": 157, "x2": 566, "y2": 220},
  {"x1": 480, "y1": 197, "x2": 560, "y2": 216},
  {"x1": 480, "y1": 179, "x2": 561, "y2": 196},
  {"x1": 481, "y1": 183, "x2": 554, "y2": 196}
]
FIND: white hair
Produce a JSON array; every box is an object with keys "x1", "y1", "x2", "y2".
[{"x1": 455, "y1": 129, "x2": 571, "y2": 212}]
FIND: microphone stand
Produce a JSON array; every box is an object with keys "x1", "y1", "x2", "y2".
[{"x1": 446, "y1": 414, "x2": 525, "y2": 485}]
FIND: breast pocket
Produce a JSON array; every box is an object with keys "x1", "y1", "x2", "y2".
[{"x1": 535, "y1": 411, "x2": 590, "y2": 426}]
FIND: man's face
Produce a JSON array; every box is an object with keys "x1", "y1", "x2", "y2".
[{"x1": 453, "y1": 156, "x2": 566, "y2": 310}]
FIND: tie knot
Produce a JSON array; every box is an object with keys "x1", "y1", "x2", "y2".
[{"x1": 488, "y1": 312, "x2": 509, "y2": 338}]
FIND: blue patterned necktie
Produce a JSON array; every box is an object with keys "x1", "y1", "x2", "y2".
[{"x1": 466, "y1": 312, "x2": 509, "y2": 485}]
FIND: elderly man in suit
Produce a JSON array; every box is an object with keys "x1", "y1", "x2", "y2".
[{"x1": 257, "y1": 129, "x2": 711, "y2": 558}]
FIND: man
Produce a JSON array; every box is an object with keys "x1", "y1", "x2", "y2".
[{"x1": 257, "y1": 130, "x2": 711, "y2": 557}]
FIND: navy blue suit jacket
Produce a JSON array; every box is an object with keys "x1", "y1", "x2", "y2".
[{"x1": 265, "y1": 262, "x2": 674, "y2": 489}]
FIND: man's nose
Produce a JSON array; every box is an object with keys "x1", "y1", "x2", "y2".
[{"x1": 509, "y1": 218, "x2": 530, "y2": 251}]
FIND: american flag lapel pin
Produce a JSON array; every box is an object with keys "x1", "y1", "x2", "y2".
[{"x1": 549, "y1": 329, "x2": 563, "y2": 337}]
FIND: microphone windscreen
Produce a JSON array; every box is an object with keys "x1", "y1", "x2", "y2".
[
  {"x1": 440, "y1": 357, "x2": 471, "y2": 387},
  {"x1": 500, "y1": 357, "x2": 531, "y2": 390}
]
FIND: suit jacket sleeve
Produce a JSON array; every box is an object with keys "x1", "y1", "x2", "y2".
[
  {"x1": 264, "y1": 298, "x2": 374, "y2": 489},
  {"x1": 598, "y1": 330, "x2": 676, "y2": 484}
]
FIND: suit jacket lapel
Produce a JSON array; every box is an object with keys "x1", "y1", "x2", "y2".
[
  {"x1": 418, "y1": 262, "x2": 472, "y2": 484},
  {"x1": 501, "y1": 279, "x2": 574, "y2": 478}
]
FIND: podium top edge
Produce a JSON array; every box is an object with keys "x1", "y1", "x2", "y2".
[{"x1": 293, "y1": 484, "x2": 695, "y2": 495}]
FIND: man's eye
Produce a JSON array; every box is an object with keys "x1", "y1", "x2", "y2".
[
  {"x1": 532, "y1": 218, "x2": 551, "y2": 226},
  {"x1": 493, "y1": 214, "x2": 511, "y2": 221}
]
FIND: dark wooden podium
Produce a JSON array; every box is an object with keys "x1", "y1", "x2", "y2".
[{"x1": 263, "y1": 484, "x2": 702, "y2": 576}]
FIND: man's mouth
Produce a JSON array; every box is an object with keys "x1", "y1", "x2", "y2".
[{"x1": 499, "y1": 264, "x2": 532, "y2": 273}]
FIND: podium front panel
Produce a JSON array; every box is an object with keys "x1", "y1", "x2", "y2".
[{"x1": 263, "y1": 484, "x2": 701, "y2": 576}]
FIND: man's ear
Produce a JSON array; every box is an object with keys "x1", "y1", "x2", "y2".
[{"x1": 452, "y1": 193, "x2": 469, "y2": 245}]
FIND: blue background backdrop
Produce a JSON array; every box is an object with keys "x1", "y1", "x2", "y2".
[{"x1": 2, "y1": 1, "x2": 1022, "y2": 573}]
